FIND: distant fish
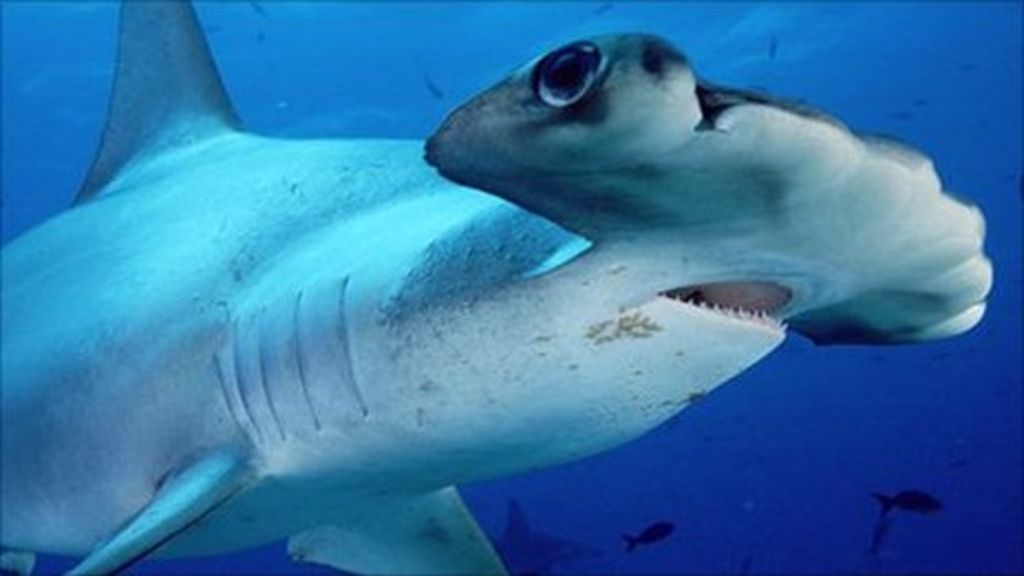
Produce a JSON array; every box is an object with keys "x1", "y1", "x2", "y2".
[
  {"x1": 623, "y1": 521, "x2": 674, "y2": 552},
  {"x1": 872, "y1": 490, "x2": 942, "y2": 517},
  {"x1": 496, "y1": 500, "x2": 602, "y2": 575},
  {"x1": 424, "y1": 74, "x2": 445, "y2": 100},
  {"x1": 592, "y1": 3, "x2": 615, "y2": 15},
  {"x1": 248, "y1": 1, "x2": 267, "y2": 17},
  {"x1": 868, "y1": 490, "x2": 942, "y2": 555},
  {"x1": 912, "y1": 98, "x2": 928, "y2": 108},
  {"x1": 1018, "y1": 173, "x2": 1022, "y2": 202},
  {"x1": 768, "y1": 36, "x2": 779, "y2": 60},
  {"x1": 257, "y1": 30, "x2": 265, "y2": 44}
]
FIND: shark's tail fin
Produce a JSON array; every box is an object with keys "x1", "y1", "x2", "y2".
[
  {"x1": 622, "y1": 535, "x2": 639, "y2": 553},
  {"x1": 871, "y1": 492, "x2": 895, "y2": 517}
]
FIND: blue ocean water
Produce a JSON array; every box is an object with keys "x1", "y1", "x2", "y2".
[{"x1": 1, "y1": 1, "x2": 1021, "y2": 575}]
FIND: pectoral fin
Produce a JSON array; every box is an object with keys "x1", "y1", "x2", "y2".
[
  {"x1": 288, "y1": 487, "x2": 507, "y2": 575},
  {"x1": 68, "y1": 453, "x2": 250, "y2": 576}
]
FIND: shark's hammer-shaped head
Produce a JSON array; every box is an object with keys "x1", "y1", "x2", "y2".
[
  {"x1": 427, "y1": 34, "x2": 992, "y2": 346},
  {"x1": 427, "y1": 34, "x2": 704, "y2": 235}
]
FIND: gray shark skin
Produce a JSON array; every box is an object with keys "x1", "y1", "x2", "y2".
[{"x1": 0, "y1": 4, "x2": 991, "y2": 576}]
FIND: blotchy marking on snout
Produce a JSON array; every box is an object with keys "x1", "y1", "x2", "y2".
[{"x1": 585, "y1": 311, "x2": 662, "y2": 344}]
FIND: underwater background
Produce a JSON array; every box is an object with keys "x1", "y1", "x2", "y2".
[{"x1": 1, "y1": 2, "x2": 1021, "y2": 574}]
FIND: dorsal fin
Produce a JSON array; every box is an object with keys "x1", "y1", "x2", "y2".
[{"x1": 76, "y1": 1, "x2": 240, "y2": 204}]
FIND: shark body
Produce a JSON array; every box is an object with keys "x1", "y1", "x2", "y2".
[{"x1": 0, "y1": 3, "x2": 991, "y2": 575}]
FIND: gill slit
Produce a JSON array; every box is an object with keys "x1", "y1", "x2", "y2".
[
  {"x1": 293, "y1": 290, "x2": 323, "y2": 431},
  {"x1": 213, "y1": 352, "x2": 247, "y2": 441},
  {"x1": 337, "y1": 277, "x2": 369, "y2": 418},
  {"x1": 257, "y1": 307, "x2": 288, "y2": 442},
  {"x1": 230, "y1": 324, "x2": 266, "y2": 444}
]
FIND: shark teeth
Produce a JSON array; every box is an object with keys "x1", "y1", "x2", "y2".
[{"x1": 661, "y1": 291, "x2": 786, "y2": 331}]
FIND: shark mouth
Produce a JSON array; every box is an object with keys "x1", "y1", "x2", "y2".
[{"x1": 659, "y1": 281, "x2": 791, "y2": 329}]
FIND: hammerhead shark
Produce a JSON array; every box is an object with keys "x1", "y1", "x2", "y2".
[{"x1": 0, "y1": 2, "x2": 991, "y2": 574}]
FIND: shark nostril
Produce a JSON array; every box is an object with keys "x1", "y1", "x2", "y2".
[
  {"x1": 642, "y1": 45, "x2": 665, "y2": 76},
  {"x1": 639, "y1": 38, "x2": 686, "y2": 79}
]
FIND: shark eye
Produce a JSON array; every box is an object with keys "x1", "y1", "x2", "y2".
[{"x1": 532, "y1": 42, "x2": 603, "y2": 108}]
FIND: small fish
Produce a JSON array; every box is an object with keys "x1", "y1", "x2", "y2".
[
  {"x1": 1018, "y1": 173, "x2": 1023, "y2": 202},
  {"x1": 247, "y1": 1, "x2": 267, "y2": 17},
  {"x1": 768, "y1": 37, "x2": 779, "y2": 60},
  {"x1": 623, "y1": 521, "x2": 674, "y2": 552},
  {"x1": 868, "y1": 490, "x2": 942, "y2": 555},
  {"x1": 912, "y1": 98, "x2": 928, "y2": 108},
  {"x1": 871, "y1": 490, "x2": 942, "y2": 517},
  {"x1": 424, "y1": 74, "x2": 445, "y2": 100},
  {"x1": 592, "y1": 3, "x2": 615, "y2": 15},
  {"x1": 257, "y1": 30, "x2": 265, "y2": 44}
]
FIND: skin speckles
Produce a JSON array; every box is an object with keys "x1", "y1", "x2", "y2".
[
  {"x1": 585, "y1": 310, "x2": 663, "y2": 344},
  {"x1": 229, "y1": 248, "x2": 256, "y2": 284}
]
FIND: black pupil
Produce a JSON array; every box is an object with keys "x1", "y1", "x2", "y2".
[
  {"x1": 539, "y1": 43, "x2": 599, "y2": 103},
  {"x1": 547, "y1": 51, "x2": 589, "y2": 92}
]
